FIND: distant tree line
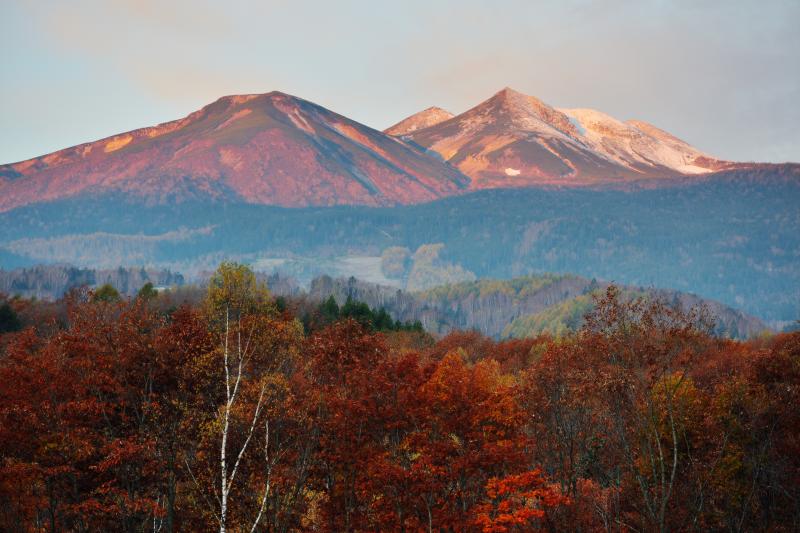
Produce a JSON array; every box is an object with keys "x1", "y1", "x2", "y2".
[{"x1": 307, "y1": 294, "x2": 424, "y2": 333}]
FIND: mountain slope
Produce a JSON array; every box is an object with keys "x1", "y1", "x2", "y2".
[
  {"x1": 0, "y1": 92, "x2": 469, "y2": 212},
  {"x1": 394, "y1": 87, "x2": 730, "y2": 187},
  {"x1": 560, "y1": 109, "x2": 720, "y2": 175}
]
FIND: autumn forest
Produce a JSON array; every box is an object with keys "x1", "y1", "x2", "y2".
[{"x1": 0, "y1": 263, "x2": 797, "y2": 532}]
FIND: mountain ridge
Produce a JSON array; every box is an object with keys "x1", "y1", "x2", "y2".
[
  {"x1": 2, "y1": 86, "x2": 783, "y2": 214},
  {"x1": 395, "y1": 87, "x2": 733, "y2": 186},
  {"x1": 0, "y1": 91, "x2": 469, "y2": 212}
]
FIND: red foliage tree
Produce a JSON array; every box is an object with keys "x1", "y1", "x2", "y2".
[{"x1": 473, "y1": 469, "x2": 569, "y2": 532}]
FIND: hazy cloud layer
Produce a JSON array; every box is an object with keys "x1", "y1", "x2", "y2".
[{"x1": 1, "y1": 0, "x2": 797, "y2": 163}]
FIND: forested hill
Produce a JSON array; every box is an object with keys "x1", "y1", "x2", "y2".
[
  {"x1": 0, "y1": 265, "x2": 768, "y2": 339},
  {"x1": 304, "y1": 274, "x2": 768, "y2": 339}
]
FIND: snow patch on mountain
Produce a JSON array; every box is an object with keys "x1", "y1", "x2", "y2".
[{"x1": 559, "y1": 108, "x2": 719, "y2": 174}]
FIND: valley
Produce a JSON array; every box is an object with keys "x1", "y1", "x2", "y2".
[{"x1": 1, "y1": 165, "x2": 797, "y2": 327}]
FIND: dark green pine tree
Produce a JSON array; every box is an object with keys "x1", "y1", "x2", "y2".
[
  {"x1": 0, "y1": 301, "x2": 21, "y2": 333},
  {"x1": 136, "y1": 282, "x2": 158, "y2": 301},
  {"x1": 92, "y1": 283, "x2": 121, "y2": 303},
  {"x1": 319, "y1": 295, "x2": 340, "y2": 323}
]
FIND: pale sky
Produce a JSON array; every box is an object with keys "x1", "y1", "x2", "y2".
[{"x1": 1, "y1": 0, "x2": 798, "y2": 164}]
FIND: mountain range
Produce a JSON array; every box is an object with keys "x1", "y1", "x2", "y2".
[
  {"x1": 393, "y1": 88, "x2": 733, "y2": 187},
  {"x1": 0, "y1": 87, "x2": 797, "y2": 329},
  {"x1": 0, "y1": 87, "x2": 746, "y2": 211}
]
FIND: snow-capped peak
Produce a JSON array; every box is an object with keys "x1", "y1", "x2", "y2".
[
  {"x1": 384, "y1": 87, "x2": 728, "y2": 186},
  {"x1": 482, "y1": 88, "x2": 581, "y2": 139},
  {"x1": 558, "y1": 107, "x2": 722, "y2": 174}
]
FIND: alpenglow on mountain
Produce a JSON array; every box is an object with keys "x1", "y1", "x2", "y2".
[
  {"x1": 384, "y1": 107, "x2": 455, "y2": 136},
  {"x1": 0, "y1": 92, "x2": 469, "y2": 212},
  {"x1": 0, "y1": 87, "x2": 747, "y2": 212},
  {"x1": 389, "y1": 87, "x2": 732, "y2": 187}
]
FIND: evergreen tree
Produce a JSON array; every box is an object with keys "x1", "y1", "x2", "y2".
[
  {"x1": 92, "y1": 283, "x2": 121, "y2": 303},
  {"x1": 319, "y1": 295, "x2": 340, "y2": 323},
  {"x1": 136, "y1": 282, "x2": 158, "y2": 301},
  {"x1": 340, "y1": 296, "x2": 373, "y2": 327},
  {"x1": 0, "y1": 301, "x2": 21, "y2": 333},
  {"x1": 373, "y1": 308, "x2": 394, "y2": 331}
]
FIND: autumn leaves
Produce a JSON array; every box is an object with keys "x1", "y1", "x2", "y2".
[{"x1": 0, "y1": 265, "x2": 798, "y2": 531}]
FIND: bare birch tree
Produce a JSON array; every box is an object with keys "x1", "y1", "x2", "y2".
[{"x1": 201, "y1": 262, "x2": 298, "y2": 533}]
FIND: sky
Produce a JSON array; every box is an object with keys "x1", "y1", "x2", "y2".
[{"x1": 1, "y1": 0, "x2": 798, "y2": 164}]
